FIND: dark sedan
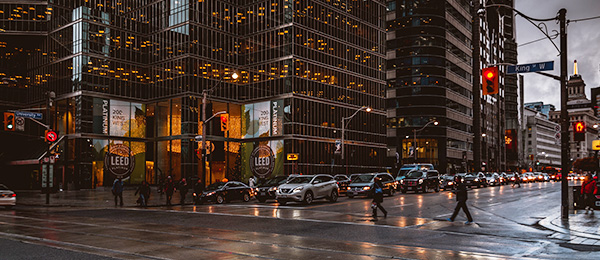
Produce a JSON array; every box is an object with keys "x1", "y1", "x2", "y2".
[
  {"x1": 200, "y1": 181, "x2": 253, "y2": 204},
  {"x1": 256, "y1": 176, "x2": 289, "y2": 203},
  {"x1": 333, "y1": 175, "x2": 351, "y2": 194},
  {"x1": 346, "y1": 173, "x2": 396, "y2": 198}
]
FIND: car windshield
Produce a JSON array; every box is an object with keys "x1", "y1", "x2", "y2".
[
  {"x1": 0, "y1": 184, "x2": 9, "y2": 190},
  {"x1": 351, "y1": 174, "x2": 375, "y2": 183},
  {"x1": 398, "y1": 168, "x2": 415, "y2": 177},
  {"x1": 485, "y1": 173, "x2": 492, "y2": 177},
  {"x1": 334, "y1": 176, "x2": 347, "y2": 181},
  {"x1": 287, "y1": 176, "x2": 313, "y2": 184},
  {"x1": 407, "y1": 171, "x2": 424, "y2": 178},
  {"x1": 206, "y1": 182, "x2": 226, "y2": 190},
  {"x1": 263, "y1": 176, "x2": 287, "y2": 186}
]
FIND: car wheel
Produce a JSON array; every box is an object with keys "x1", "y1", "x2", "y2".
[
  {"x1": 278, "y1": 199, "x2": 287, "y2": 206},
  {"x1": 242, "y1": 193, "x2": 251, "y2": 202},
  {"x1": 216, "y1": 195, "x2": 225, "y2": 204},
  {"x1": 304, "y1": 191, "x2": 314, "y2": 205},
  {"x1": 257, "y1": 197, "x2": 266, "y2": 203},
  {"x1": 328, "y1": 190, "x2": 338, "y2": 202}
]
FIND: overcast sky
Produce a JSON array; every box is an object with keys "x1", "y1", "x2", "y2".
[{"x1": 513, "y1": 0, "x2": 600, "y2": 109}]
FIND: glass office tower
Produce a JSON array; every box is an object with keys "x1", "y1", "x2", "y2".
[{"x1": 0, "y1": 0, "x2": 386, "y2": 189}]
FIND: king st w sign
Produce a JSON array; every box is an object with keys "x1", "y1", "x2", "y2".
[{"x1": 507, "y1": 61, "x2": 554, "y2": 74}]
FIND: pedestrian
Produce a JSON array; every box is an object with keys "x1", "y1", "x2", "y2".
[
  {"x1": 165, "y1": 176, "x2": 175, "y2": 206},
  {"x1": 111, "y1": 178, "x2": 124, "y2": 207},
  {"x1": 512, "y1": 173, "x2": 521, "y2": 188},
  {"x1": 371, "y1": 176, "x2": 387, "y2": 219},
  {"x1": 193, "y1": 179, "x2": 204, "y2": 205},
  {"x1": 178, "y1": 178, "x2": 189, "y2": 205},
  {"x1": 157, "y1": 174, "x2": 165, "y2": 195},
  {"x1": 135, "y1": 181, "x2": 151, "y2": 207},
  {"x1": 447, "y1": 177, "x2": 473, "y2": 224},
  {"x1": 581, "y1": 174, "x2": 598, "y2": 213},
  {"x1": 249, "y1": 176, "x2": 257, "y2": 189}
]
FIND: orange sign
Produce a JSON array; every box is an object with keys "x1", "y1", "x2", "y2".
[
  {"x1": 593, "y1": 140, "x2": 600, "y2": 151},
  {"x1": 287, "y1": 153, "x2": 299, "y2": 161}
]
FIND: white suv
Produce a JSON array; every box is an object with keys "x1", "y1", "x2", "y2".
[{"x1": 276, "y1": 174, "x2": 339, "y2": 205}]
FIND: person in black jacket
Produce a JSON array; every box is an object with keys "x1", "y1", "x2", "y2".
[
  {"x1": 135, "y1": 181, "x2": 151, "y2": 207},
  {"x1": 178, "y1": 178, "x2": 189, "y2": 205},
  {"x1": 193, "y1": 179, "x2": 204, "y2": 205},
  {"x1": 447, "y1": 176, "x2": 473, "y2": 224},
  {"x1": 371, "y1": 177, "x2": 387, "y2": 219}
]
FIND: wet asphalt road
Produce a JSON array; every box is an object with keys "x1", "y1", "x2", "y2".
[{"x1": 1, "y1": 181, "x2": 599, "y2": 259}]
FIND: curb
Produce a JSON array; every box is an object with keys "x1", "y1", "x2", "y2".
[{"x1": 538, "y1": 213, "x2": 600, "y2": 240}]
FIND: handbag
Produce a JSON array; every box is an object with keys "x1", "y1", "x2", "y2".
[
  {"x1": 371, "y1": 202, "x2": 377, "y2": 209},
  {"x1": 375, "y1": 188, "x2": 383, "y2": 193}
]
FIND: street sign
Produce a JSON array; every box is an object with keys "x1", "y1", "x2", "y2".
[
  {"x1": 14, "y1": 111, "x2": 43, "y2": 120},
  {"x1": 287, "y1": 153, "x2": 299, "y2": 161},
  {"x1": 507, "y1": 61, "x2": 554, "y2": 74},
  {"x1": 45, "y1": 130, "x2": 58, "y2": 142},
  {"x1": 593, "y1": 140, "x2": 600, "y2": 151}
]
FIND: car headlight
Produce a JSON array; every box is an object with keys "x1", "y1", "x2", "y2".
[
  {"x1": 193, "y1": 193, "x2": 197, "y2": 196},
  {"x1": 362, "y1": 186, "x2": 371, "y2": 190},
  {"x1": 206, "y1": 191, "x2": 215, "y2": 196},
  {"x1": 474, "y1": 178, "x2": 479, "y2": 182},
  {"x1": 347, "y1": 187, "x2": 352, "y2": 190},
  {"x1": 269, "y1": 187, "x2": 277, "y2": 192},
  {"x1": 400, "y1": 180, "x2": 404, "y2": 184},
  {"x1": 292, "y1": 186, "x2": 304, "y2": 192},
  {"x1": 448, "y1": 181, "x2": 453, "y2": 185},
  {"x1": 418, "y1": 179, "x2": 423, "y2": 184}
]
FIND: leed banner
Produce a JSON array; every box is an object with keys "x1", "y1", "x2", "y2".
[{"x1": 241, "y1": 140, "x2": 283, "y2": 180}]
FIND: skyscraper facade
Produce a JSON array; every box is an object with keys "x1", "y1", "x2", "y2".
[{"x1": 0, "y1": 0, "x2": 387, "y2": 189}]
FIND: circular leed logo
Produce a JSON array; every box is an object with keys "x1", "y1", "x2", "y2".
[
  {"x1": 250, "y1": 145, "x2": 275, "y2": 178},
  {"x1": 104, "y1": 144, "x2": 135, "y2": 178}
]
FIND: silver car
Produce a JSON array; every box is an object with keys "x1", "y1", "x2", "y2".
[
  {"x1": 276, "y1": 174, "x2": 339, "y2": 205},
  {"x1": 0, "y1": 184, "x2": 16, "y2": 209}
]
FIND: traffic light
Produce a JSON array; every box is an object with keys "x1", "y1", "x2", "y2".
[
  {"x1": 574, "y1": 121, "x2": 585, "y2": 142},
  {"x1": 4, "y1": 112, "x2": 14, "y2": 131},
  {"x1": 220, "y1": 113, "x2": 229, "y2": 132},
  {"x1": 482, "y1": 66, "x2": 499, "y2": 95}
]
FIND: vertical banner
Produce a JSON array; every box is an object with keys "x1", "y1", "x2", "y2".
[
  {"x1": 110, "y1": 100, "x2": 131, "y2": 137},
  {"x1": 255, "y1": 101, "x2": 270, "y2": 138},
  {"x1": 271, "y1": 99, "x2": 283, "y2": 136},
  {"x1": 93, "y1": 98, "x2": 109, "y2": 134}
]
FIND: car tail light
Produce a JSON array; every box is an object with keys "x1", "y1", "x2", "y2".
[{"x1": 11, "y1": 193, "x2": 16, "y2": 197}]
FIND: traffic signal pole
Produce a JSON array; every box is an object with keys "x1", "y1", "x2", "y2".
[{"x1": 559, "y1": 8, "x2": 569, "y2": 220}]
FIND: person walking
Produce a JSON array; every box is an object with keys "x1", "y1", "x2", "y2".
[
  {"x1": 111, "y1": 178, "x2": 124, "y2": 207},
  {"x1": 164, "y1": 176, "x2": 175, "y2": 206},
  {"x1": 447, "y1": 177, "x2": 473, "y2": 224},
  {"x1": 512, "y1": 173, "x2": 521, "y2": 188},
  {"x1": 135, "y1": 181, "x2": 151, "y2": 207},
  {"x1": 371, "y1": 177, "x2": 387, "y2": 219},
  {"x1": 581, "y1": 174, "x2": 598, "y2": 213},
  {"x1": 193, "y1": 179, "x2": 204, "y2": 205},
  {"x1": 178, "y1": 178, "x2": 189, "y2": 205}
]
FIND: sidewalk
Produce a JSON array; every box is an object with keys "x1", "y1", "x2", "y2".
[
  {"x1": 16, "y1": 187, "x2": 190, "y2": 208},
  {"x1": 539, "y1": 209, "x2": 600, "y2": 246}
]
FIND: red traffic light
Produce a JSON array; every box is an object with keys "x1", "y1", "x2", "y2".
[
  {"x1": 220, "y1": 114, "x2": 229, "y2": 131},
  {"x1": 481, "y1": 67, "x2": 499, "y2": 95}
]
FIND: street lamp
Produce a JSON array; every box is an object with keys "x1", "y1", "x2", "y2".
[
  {"x1": 413, "y1": 120, "x2": 438, "y2": 161},
  {"x1": 196, "y1": 72, "x2": 238, "y2": 186},
  {"x1": 341, "y1": 106, "x2": 371, "y2": 174}
]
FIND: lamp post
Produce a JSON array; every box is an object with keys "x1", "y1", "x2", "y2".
[
  {"x1": 197, "y1": 72, "x2": 238, "y2": 186},
  {"x1": 341, "y1": 106, "x2": 371, "y2": 174},
  {"x1": 413, "y1": 120, "x2": 438, "y2": 162}
]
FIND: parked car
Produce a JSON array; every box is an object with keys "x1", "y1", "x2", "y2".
[
  {"x1": 255, "y1": 176, "x2": 289, "y2": 203},
  {"x1": 484, "y1": 172, "x2": 501, "y2": 186},
  {"x1": 276, "y1": 174, "x2": 338, "y2": 205},
  {"x1": 0, "y1": 184, "x2": 16, "y2": 209},
  {"x1": 499, "y1": 172, "x2": 508, "y2": 185},
  {"x1": 347, "y1": 173, "x2": 396, "y2": 198},
  {"x1": 439, "y1": 175, "x2": 456, "y2": 191},
  {"x1": 399, "y1": 170, "x2": 440, "y2": 193},
  {"x1": 523, "y1": 172, "x2": 536, "y2": 182},
  {"x1": 333, "y1": 175, "x2": 351, "y2": 194},
  {"x1": 506, "y1": 173, "x2": 517, "y2": 183},
  {"x1": 200, "y1": 181, "x2": 253, "y2": 204},
  {"x1": 464, "y1": 172, "x2": 486, "y2": 188}
]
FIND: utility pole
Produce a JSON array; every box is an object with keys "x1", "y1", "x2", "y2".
[{"x1": 559, "y1": 8, "x2": 569, "y2": 220}]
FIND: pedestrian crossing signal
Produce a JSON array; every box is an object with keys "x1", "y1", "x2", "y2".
[
  {"x1": 574, "y1": 121, "x2": 585, "y2": 142},
  {"x1": 482, "y1": 67, "x2": 499, "y2": 95},
  {"x1": 3, "y1": 112, "x2": 14, "y2": 131}
]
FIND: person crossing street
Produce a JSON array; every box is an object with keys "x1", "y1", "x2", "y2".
[{"x1": 447, "y1": 177, "x2": 473, "y2": 224}]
